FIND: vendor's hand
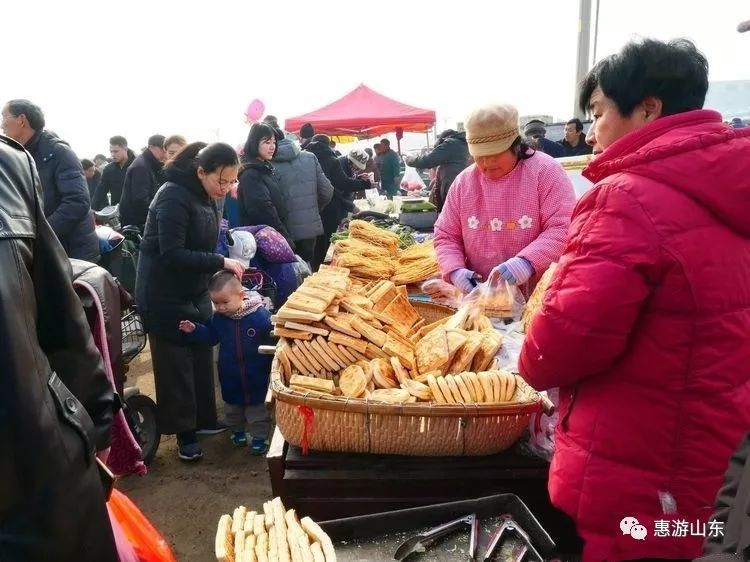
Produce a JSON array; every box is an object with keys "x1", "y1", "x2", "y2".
[
  {"x1": 223, "y1": 257, "x2": 246, "y2": 279},
  {"x1": 403, "y1": 155, "x2": 416, "y2": 167},
  {"x1": 449, "y1": 268, "x2": 479, "y2": 294},
  {"x1": 489, "y1": 257, "x2": 535, "y2": 286},
  {"x1": 179, "y1": 320, "x2": 197, "y2": 333}
]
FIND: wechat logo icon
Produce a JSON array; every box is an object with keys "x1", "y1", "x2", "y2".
[{"x1": 620, "y1": 517, "x2": 648, "y2": 541}]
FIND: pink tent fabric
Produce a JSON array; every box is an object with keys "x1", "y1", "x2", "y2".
[{"x1": 285, "y1": 84, "x2": 435, "y2": 137}]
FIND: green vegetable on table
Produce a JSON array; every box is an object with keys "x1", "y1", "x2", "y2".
[{"x1": 401, "y1": 201, "x2": 437, "y2": 213}]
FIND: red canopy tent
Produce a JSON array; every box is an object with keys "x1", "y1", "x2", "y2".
[{"x1": 284, "y1": 84, "x2": 436, "y2": 150}]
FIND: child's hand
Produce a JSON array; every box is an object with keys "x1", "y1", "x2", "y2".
[{"x1": 179, "y1": 320, "x2": 196, "y2": 333}]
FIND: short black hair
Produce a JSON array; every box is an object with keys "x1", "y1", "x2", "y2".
[
  {"x1": 5, "y1": 99, "x2": 45, "y2": 130},
  {"x1": 380, "y1": 138, "x2": 390, "y2": 147},
  {"x1": 263, "y1": 115, "x2": 280, "y2": 129},
  {"x1": 566, "y1": 118, "x2": 584, "y2": 132},
  {"x1": 167, "y1": 141, "x2": 239, "y2": 175},
  {"x1": 94, "y1": 154, "x2": 107, "y2": 161},
  {"x1": 208, "y1": 270, "x2": 242, "y2": 293},
  {"x1": 311, "y1": 133, "x2": 330, "y2": 145},
  {"x1": 148, "y1": 134, "x2": 166, "y2": 148},
  {"x1": 243, "y1": 122, "x2": 277, "y2": 160},
  {"x1": 109, "y1": 135, "x2": 128, "y2": 148},
  {"x1": 81, "y1": 158, "x2": 95, "y2": 170},
  {"x1": 579, "y1": 38, "x2": 708, "y2": 117}
]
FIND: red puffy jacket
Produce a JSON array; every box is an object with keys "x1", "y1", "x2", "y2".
[{"x1": 520, "y1": 110, "x2": 750, "y2": 561}]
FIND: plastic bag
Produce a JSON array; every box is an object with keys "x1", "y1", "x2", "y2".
[
  {"x1": 421, "y1": 278, "x2": 462, "y2": 308},
  {"x1": 108, "y1": 503, "x2": 140, "y2": 562},
  {"x1": 292, "y1": 255, "x2": 312, "y2": 285},
  {"x1": 464, "y1": 279, "x2": 527, "y2": 322},
  {"x1": 400, "y1": 165, "x2": 426, "y2": 192},
  {"x1": 525, "y1": 388, "x2": 559, "y2": 461},
  {"x1": 108, "y1": 489, "x2": 177, "y2": 562}
]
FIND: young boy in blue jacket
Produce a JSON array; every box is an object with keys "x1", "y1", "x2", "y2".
[{"x1": 179, "y1": 270, "x2": 273, "y2": 454}]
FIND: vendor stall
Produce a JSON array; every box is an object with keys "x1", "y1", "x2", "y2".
[
  {"x1": 284, "y1": 84, "x2": 436, "y2": 153},
  {"x1": 250, "y1": 258, "x2": 578, "y2": 560}
]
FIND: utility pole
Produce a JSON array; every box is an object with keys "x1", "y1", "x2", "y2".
[{"x1": 573, "y1": 0, "x2": 592, "y2": 119}]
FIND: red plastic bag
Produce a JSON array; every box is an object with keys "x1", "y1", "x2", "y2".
[
  {"x1": 108, "y1": 489, "x2": 177, "y2": 562},
  {"x1": 400, "y1": 164, "x2": 426, "y2": 192}
]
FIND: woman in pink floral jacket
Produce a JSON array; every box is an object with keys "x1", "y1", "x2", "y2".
[{"x1": 434, "y1": 103, "x2": 575, "y2": 294}]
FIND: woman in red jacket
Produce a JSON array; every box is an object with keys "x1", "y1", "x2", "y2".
[{"x1": 520, "y1": 38, "x2": 750, "y2": 562}]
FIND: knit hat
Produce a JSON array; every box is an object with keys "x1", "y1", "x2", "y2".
[
  {"x1": 347, "y1": 148, "x2": 369, "y2": 171},
  {"x1": 464, "y1": 103, "x2": 520, "y2": 157},
  {"x1": 228, "y1": 230, "x2": 257, "y2": 268},
  {"x1": 300, "y1": 123, "x2": 314, "y2": 139},
  {"x1": 523, "y1": 120, "x2": 547, "y2": 138}
]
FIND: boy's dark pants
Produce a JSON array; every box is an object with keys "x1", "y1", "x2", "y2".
[{"x1": 149, "y1": 334, "x2": 218, "y2": 434}]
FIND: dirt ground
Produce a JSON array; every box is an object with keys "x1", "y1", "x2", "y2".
[{"x1": 116, "y1": 345, "x2": 274, "y2": 562}]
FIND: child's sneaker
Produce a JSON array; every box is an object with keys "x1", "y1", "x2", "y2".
[
  {"x1": 230, "y1": 431, "x2": 248, "y2": 447},
  {"x1": 250, "y1": 437, "x2": 270, "y2": 456}
]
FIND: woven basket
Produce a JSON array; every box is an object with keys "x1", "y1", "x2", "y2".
[{"x1": 270, "y1": 300, "x2": 541, "y2": 456}]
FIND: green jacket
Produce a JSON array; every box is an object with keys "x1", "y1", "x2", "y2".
[{"x1": 379, "y1": 149, "x2": 401, "y2": 193}]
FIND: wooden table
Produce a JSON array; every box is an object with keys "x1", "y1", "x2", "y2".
[{"x1": 267, "y1": 428, "x2": 582, "y2": 554}]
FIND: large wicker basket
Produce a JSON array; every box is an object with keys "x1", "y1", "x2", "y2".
[{"x1": 270, "y1": 301, "x2": 541, "y2": 457}]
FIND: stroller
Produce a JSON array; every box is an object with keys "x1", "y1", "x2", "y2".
[
  {"x1": 71, "y1": 259, "x2": 160, "y2": 470},
  {"x1": 241, "y1": 268, "x2": 278, "y2": 311}
]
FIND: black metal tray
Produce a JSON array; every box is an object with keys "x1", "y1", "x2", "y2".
[{"x1": 319, "y1": 494, "x2": 557, "y2": 561}]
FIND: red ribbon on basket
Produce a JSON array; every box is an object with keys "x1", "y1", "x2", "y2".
[{"x1": 297, "y1": 405, "x2": 315, "y2": 455}]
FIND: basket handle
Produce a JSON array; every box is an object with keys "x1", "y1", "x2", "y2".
[
  {"x1": 259, "y1": 345, "x2": 276, "y2": 356},
  {"x1": 540, "y1": 392, "x2": 555, "y2": 416},
  {"x1": 265, "y1": 386, "x2": 275, "y2": 409}
]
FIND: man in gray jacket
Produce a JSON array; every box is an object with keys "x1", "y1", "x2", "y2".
[{"x1": 272, "y1": 134, "x2": 333, "y2": 267}]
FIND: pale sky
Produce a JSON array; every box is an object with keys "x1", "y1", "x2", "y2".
[{"x1": 3, "y1": 0, "x2": 749, "y2": 157}]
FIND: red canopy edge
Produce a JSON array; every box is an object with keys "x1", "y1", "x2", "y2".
[{"x1": 284, "y1": 84, "x2": 436, "y2": 137}]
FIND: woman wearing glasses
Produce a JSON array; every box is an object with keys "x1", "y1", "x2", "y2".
[{"x1": 136, "y1": 142, "x2": 246, "y2": 461}]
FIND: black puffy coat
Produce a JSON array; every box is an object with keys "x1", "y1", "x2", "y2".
[
  {"x1": 237, "y1": 160, "x2": 293, "y2": 244},
  {"x1": 119, "y1": 148, "x2": 164, "y2": 227},
  {"x1": 136, "y1": 165, "x2": 225, "y2": 341},
  {"x1": 25, "y1": 130, "x2": 100, "y2": 261},
  {"x1": 405, "y1": 132, "x2": 470, "y2": 211},
  {"x1": 305, "y1": 140, "x2": 370, "y2": 234},
  {"x1": 0, "y1": 135, "x2": 117, "y2": 561},
  {"x1": 697, "y1": 432, "x2": 750, "y2": 561}
]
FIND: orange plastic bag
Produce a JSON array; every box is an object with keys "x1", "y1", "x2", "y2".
[{"x1": 108, "y1": 489, "x2": 177, "y2": 562}]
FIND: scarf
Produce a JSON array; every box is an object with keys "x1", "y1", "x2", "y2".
[{"x1": 228, "y1": 291, "x2": 265, "y2": 319}]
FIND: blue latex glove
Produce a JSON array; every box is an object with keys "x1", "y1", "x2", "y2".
[
  {"x1": 449, "y1": 268, "x2": 479, "y2": 294},
  {"x1": 489, "y1": 257, "x2": 535, "y2": 286}
]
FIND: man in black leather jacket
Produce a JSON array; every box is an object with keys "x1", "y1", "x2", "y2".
[{"x1": 0, "y1": 134, "x2": 117, "y2": 561}]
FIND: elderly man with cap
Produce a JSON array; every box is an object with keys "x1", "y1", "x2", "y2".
[
  {"x1": 434, "y1": 103, "x2": 575, "y2": 296},
  {"x1": 523, "y1": 119, "x2": 565, "y2": 158}
]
